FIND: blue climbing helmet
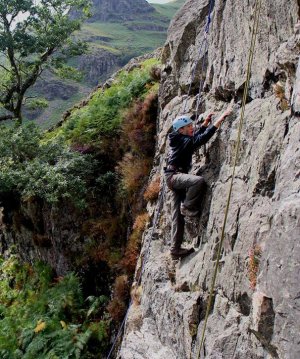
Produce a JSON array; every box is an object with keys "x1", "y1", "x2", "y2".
[{"x1": 172, "y1": 115, "x2": 193, "y2": 131}]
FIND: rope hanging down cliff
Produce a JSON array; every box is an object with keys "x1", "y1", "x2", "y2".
[{"x1": 195, "y1": 0, "x2": 263, "y2": 358}]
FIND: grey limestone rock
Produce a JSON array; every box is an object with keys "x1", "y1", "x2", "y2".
[{"x1": 119, "y1": 0, "x2": 300, "y2": 358}]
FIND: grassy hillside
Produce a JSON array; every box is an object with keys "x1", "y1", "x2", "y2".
[
  {"x1": 152, "y1": 0, "x2": 185, "y2": 18},
  {"x1": 26, "y1": 0, "x2": 185, "y2": 128},
  {"x1": 80, "y1": 21, "x2": 167, "y2": 56}
]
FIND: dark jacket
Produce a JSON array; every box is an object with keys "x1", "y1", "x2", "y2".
[{"x1": 166, "y1": 125, "x2": 217, "y2": 173}]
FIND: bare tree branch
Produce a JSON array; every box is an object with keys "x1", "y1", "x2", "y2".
[
  {"x1": 0, "y1": 63, "x2": 10, "y2": 72},
  {"x1": 0, "y1": 113, "x2": 14, "y2": 121},
  {"x1": 23, "y1": 95, "x2": 38, "y2": 103}
]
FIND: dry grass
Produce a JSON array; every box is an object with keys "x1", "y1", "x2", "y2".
[
  {"x1": 273, "y1": 82, "x2": 290, "y2": 111},
  {"x1": 107, "y1": 275, "x2": 129, "y2": 322},
  {"x1": 131, "y1": 283, "x2": 143, "y2": 306},
  {"x1": 248, "y1": 244, "x2": 262, "y2": 290},
  {"x1": 149, "y1": 65, "x2": 161, "y2": 82},
  {"x1": 144, "y1": 175, "x2": 161, "y2": 202},
  {"x1": 121, "y1": 212, "x2": 149, "y2": 275},
  {"x1": 118, "y1": 153, "x2": 152, "y2": 195}
]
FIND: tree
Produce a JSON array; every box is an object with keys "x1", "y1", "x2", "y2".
[{"x1": 0, "y1": 0, "x2": 90, "y2": 123}]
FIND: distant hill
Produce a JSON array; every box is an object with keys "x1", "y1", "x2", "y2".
[
  {"x1": 89, "y1": 0, "x2": 155, "y2": 21},
  {"x1": 26, "y1": 0, "x2": 185, "y2": 128},
  {"x1": 148, "y1": 0, "x2": 176, "y2": 4},
  {"x1": 152, "y1": 0, "x2": 185, "y2": 18}
]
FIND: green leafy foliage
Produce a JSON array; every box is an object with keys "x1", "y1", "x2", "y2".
[
  {"x1": 62, "y1": 59, "x2": 158, "y2": 145},
  {"x1": 54, "y1": 65, "x2": 84, "y2": 82},
  {"x1": 0, "y1": 123, "x2": 94, "y2": 205},
  {"x1": 0, "y1": 256, "x2": 109, "y2": 358},
  {"x1": 26, "y1": 98, "x2": 49, "y2": 110},
  {"x1": 0, "y1": 59, "x2": 161, "y2": 357},
  {"x1": 0, "y1": 0, "x2": 91, "y2": 121}
]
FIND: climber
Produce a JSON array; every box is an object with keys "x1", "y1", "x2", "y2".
[{"x1": 165, "y1": 107, "x2": 232, "y2": 260}]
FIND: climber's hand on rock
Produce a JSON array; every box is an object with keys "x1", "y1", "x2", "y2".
[
  {"x1": 223, "y1": 106, "x2": 233, "y2": 118},
  {"x1": 214, "y1": 107, "x2": 233, "y2": 128},
  {"x1": 203, "y1": 112, "x2": 215, "y2": 127}
]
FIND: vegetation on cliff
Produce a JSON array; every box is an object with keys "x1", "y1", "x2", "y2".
[
  {"x1": 0, "y1": 57, "x2": 160, "y2": 357},
  {"x1": 0, "y1": 256, "x2": 108, "y2": 358}
]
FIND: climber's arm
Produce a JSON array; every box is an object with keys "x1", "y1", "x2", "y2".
[{"x1": 213, "y1": 107, "x2": 233, "y2": 128}]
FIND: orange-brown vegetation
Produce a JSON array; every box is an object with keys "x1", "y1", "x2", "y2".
[
  {"x1": 121, "y1": 212, "x2": 149, "y2": 275},
  {"x1": 273, "y1": 82, "x2": 290, "y2": 111},
  {"x1": 107, "y1": 275, "x2": 129, "y2": 322},
  {"x1": 82, "y1": 216, "x2": 120, "y2": 242},
  {"x1": 144, "y1": 175, "x2": 161, "y2": 202},
  {"x1": 149, "y1": 66, "x2": 161, "y2": 82},
  {"x1": 131, "y1": 283, "x2": 143, "y2": 306},
  {"x1": 117, "y1": 91, "x2": 157, "y2": 209},
  {"x1": 83, "y1": 88, "x2": 157, "y2": 327},
  {"x1": 121, "y1": 92, "x2": 157, "y2": 156},
  {"x1": 118, "y1": 153, "x2": 152, "y2": 195},
  {"x1": 248, "y1": 244, "x2": 262, "y2": 290}
]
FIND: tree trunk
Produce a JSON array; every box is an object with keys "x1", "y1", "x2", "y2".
[{"x1": 14, "y1": 95, "x2": 23, "y2": 125}]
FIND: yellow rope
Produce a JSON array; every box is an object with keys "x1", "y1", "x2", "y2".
[{"x1": 195, "y1": 0, "x2": 262, "y2": 358}]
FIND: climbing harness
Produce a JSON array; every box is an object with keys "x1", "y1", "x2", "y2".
[
  {"x1": 106, "y1": 181, "x2": 166, "y2": 359},
  {"x1": 195, "y1": 0, "x2": 262, "y2": 358}
]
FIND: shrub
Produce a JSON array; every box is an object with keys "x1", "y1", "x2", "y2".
[
  {"x1": 122, "y1": 92, "x2": 158, "y2": 156},
  {"x1": 117, "y1": 89, "x2": 158, "y2": 209},
  {"x1": 0, "y1": 123, "x2": 94, "y2": 206},
  {"x1": 107, "y1": 275, "x2": 129, "y2": 322},
  {"x1": 149, "y1": 65, "x2": 161, "y2": 82},
  {"x1": 117, "y1": 153, "x2": 152, "y2": 196},
  {"x1": 144, "y1": 175, "x2": 161, "y2": 202},
  {"x1": 133, "y1": 212, "x2": 149, "y2": 232},
  {"x1": 61, "y1": 59, "x2": 159, "y2": 145},
  {"x1": 120, "y1": 213, "x2": 149, "y2": 275},
  {"x1": 0, "y1": 256, "x2": 110, "y2": 358}
]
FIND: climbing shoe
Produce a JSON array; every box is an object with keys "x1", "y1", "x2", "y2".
[
  {"x1": 180, "y1": 204, "x2": 199, "y2": 217},
  {"x1": 170, "y1": 247, "x2": 195, "y2": 260}
]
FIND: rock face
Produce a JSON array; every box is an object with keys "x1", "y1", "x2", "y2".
[
  {"x1": 78, "y1": 50, "x2": 120, "y2": 85},
  {"x1": 89, "y1": 0, "x2": 155, "y2": 22},
  {"x1": 118, "y1": 1, "x2": 300, "y2": 358},
  {"x1": 0, "y1": 200, "x2": 85, "y2": 276},
  {"x1": 33, "y1": 78, "x2": 78, "y2": 101}
]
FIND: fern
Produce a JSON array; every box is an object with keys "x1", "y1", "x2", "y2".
[{"x1": 0, "y1": 256, "x2": 109, "y2": 358}]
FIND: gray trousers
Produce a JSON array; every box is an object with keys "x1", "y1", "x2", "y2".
[{"x1": 166, "y1": 173, "x2": 205, "y2": 251}]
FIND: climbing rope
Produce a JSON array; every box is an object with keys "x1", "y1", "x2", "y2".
[
  {"x1": 195, "y1": 0, "x2": 262, "y2": 358},
  {"x1": 107, "y1": 2, "x2": 215, "y2": 357},
  {"x1": 106, "y1": 182, "x2": 166, "y2": 359},
  {"x1": 182, "y1": 0, "x2": 214, "y2": 115}
]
